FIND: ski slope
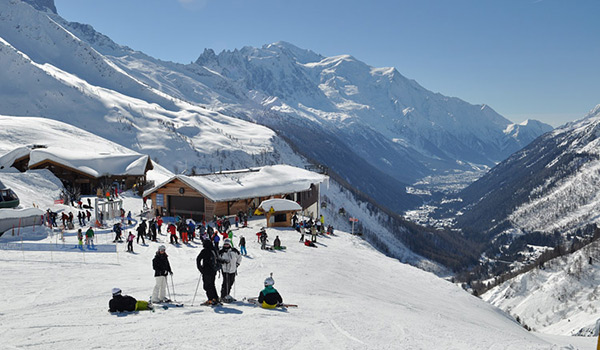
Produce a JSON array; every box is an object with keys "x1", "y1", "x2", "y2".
[{"x1": 0, "y1": 197, "x2": 593, "y2": 349}]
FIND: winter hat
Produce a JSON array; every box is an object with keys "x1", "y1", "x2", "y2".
[
  {"x1": 158, "y1": 245, "x2": 166, "y2": 252},
  {"x1": 112, "y1": 287, "x2": 122, "y2": 296},
  {"x1": 264, "y1": 276, "x2": 275, "y2": 286},
  {"x1": 223, "y1": 238, "x2": 231, "y2": 246}
]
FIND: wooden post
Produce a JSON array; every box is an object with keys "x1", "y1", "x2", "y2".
[{"x1": 596, "y1": 318, "x2": 600, "y2": 350}]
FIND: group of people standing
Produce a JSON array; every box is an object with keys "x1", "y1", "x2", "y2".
[{"x1": 149, "y1": 237, "x2": 243, "y2": 305}]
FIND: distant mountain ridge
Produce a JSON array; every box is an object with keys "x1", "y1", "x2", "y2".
[
  {"x1": 191, "y1": 41, "x2": 553, "y2": 184},
  {"x1": 8, "y1": 0, "x2": 552, "y2": 212},
  {"x1": 452, "y1": 105, "x2": 600, "y2": 239}
]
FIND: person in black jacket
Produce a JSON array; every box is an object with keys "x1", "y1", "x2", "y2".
[
  {"x1": 151, "y1": 245, "x2": 172, "y2": 303},
  {"x1": 109, "y1": 288, "x2": 152, "y2": 312},
  {"x1": 196, "y1": 239, "x2": 222, "y2": 304},
  {"x1": 136, "y1": 220, "x2": 147, "y2": 245}
]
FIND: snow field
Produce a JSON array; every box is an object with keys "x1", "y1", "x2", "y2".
[{"x1": 1, "y1": 196, "x2": 591, "y2": 349}]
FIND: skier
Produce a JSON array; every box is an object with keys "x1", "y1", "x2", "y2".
[
  {"x1": 77, "y1": 228, "x2": 83, "y2": 249},
  {"x1": 85, "y1": 227, "x2": 94, "y2": 247},
  {"x1": 196, "y1": 239, "x2": 222, "y2": 305},
  {"x1": 187, "y1": 220, "x2": 196, "y2": 241},
  {"x1": 148, "y1": 219, "x2": 157, "y2": 242},
  {"x1": 258, "y1": 276, "x2": 283, "y2": 309},
  {"x1": 168, "y1": 223, "x2": 178, "y2": 244},
  {"x1": 151, "y1": 245, "x2": 172, "y2": 303},
  {"x1": 127, "y1": 211, "x2": 132, "y2": 225},
  {"x1": 213, "y1": 232, "x2": 220, "y2": 250},
  {"x1": 239, "y1": 235, "x2": 247, "y2": 256},
  {"x1": 126, "y1": 232, "x2": 135, "y2": 252},
  {"x1": 136, "y1": 220, "x2": 146, "y2": 245},
  {"x1": 109, "y1": 288, "x2": 152, "y2": 312},
  {"x1": 219, "y1": 239, "x2": 242, "y2": 302},
  {"x1": 304, "y1": 239, "x2": 317, "y2": 248},
  {"x1": 156, "y1": 216, "x2": 163, "y2": 234},
  {"x1": 260, "y1": 229, "x2": 268, "y2": 250},
  {"x1": 113, "y1": 222, "x2": 123, "y2": 242},
  {"x1": 320, "y1": 214, "x2": 325, "y2": 232},
  {"x1": 273, "y1": 236, "x2": 283, "y2": 250}
]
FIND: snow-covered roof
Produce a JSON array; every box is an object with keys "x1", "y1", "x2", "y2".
[
  {"x1": 0, "y1": 146, "x2": 30, "y2": 170},
  {"x1": 0, "y1": 145, "x2": 152, "y2": 178},
  {"x1": 145, "y1": 164, "x2": 328, "y2": 202},
  {"x1": 259, "y1": 198, "x2": 301, "y2": 212}
]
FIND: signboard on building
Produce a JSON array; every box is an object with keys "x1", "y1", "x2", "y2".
[{"x1": 156, "y1": 194, "x2": 164, "y2": 207}]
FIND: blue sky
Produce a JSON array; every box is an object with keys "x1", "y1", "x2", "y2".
[{"x1": 54, "y1": 0, "x2": 599, "y2": 127}]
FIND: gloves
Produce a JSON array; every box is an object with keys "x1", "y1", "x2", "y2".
[{"x1": 169, "y1": 271, "x2": 173, "y2": 275}]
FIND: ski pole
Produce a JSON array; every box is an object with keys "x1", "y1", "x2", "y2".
[
  {"x1": 191, "y1": 272, "x2": 202, "y2": 306},
  {"x1": 165, "y1": 275, "x2": 172, "y2": 301},
  {"x1": 170, "y1": 274, "x2": 177, "y2": 302}
]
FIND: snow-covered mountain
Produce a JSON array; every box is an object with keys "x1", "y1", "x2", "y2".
[
  {"x1": 1, "y1": 0, "x2": 550, "y2": 211},
  {"x1": 453, "y1": 105, "x2": 600, "y2": 238},
  {"x1": 0, "y1": 0, "x2": 552, "y2": 267},
  {"x1": 0, "y1": 0, "x2": 300, "y2": 175},
  {"x1": 109, "y1": 40, "x2": 552, "y2": 208},
  {"x1": 483, "y1": 239, "x2": 600, "y2": 337}
]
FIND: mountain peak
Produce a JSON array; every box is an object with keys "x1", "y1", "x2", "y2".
[
  {"x1": 262, "y1": 41, "x2": 324, "y2": 64},
  {"x1": 22, "y1": 0, "x2": 56, "y2": 14}
]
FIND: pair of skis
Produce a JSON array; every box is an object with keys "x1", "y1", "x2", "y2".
[{"x1": 244, "y1": 297, "x2": 298, "y2": 308}]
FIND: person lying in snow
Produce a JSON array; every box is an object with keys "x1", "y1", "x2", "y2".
[
  {"x1": 108, "y1": 288, "x2": 152, "y2": 312},
  {"x1": 304, "y1": 239, "x2": 317, "y2": 248}
]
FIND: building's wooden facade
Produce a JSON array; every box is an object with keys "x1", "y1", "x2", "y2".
[
  {"x1": 148, "y1": 177, "x2": 320, "y2": 221},
  {"x1": 265, "y1": 210, "x2": 296, "y2": 228}
]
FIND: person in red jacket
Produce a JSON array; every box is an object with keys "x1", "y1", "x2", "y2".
[{"x1": 168, "y1": 223, "x2": 178, "y2": 244}]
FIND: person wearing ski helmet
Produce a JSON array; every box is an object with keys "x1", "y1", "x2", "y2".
[
  {"x1": 258, "y1": 275, "x2": 283, "y2": 309},
  {"x1": 152, "y1": 245, "x2": 172, "y2": 303},
  {"x1": 109, "y1": 287, "x2": 152, "y2": 312},
  {"x1": 219, "y1": 238, "x2": 242, "y2": 301}
]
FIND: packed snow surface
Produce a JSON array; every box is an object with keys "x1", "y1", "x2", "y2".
[{"x1": 0, "y1": 200, "x2": 591, "y2": 349}]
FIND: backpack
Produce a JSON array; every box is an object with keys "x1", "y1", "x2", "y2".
[{"x1": 210, "y1": 249, "x2": 222, "y2": 273}]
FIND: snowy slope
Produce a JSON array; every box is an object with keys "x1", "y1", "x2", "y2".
[
  {"x1": 452, "y1": 105, "x2": 600, "y2": 238},
  {"x1": 483, "y1": 239, "x2": 600, "y2": 337},
  {"x1": 0, "y1": 0, "x2": 302, "y2": 177},
  {"x1": 0, "y1": 186, "x2": 592, "y2": 349}
]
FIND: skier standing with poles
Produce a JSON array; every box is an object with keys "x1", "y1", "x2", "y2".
[
  {"x1": 196, "y1": 239, "x2": 223, "y2": 305},
  {"x1": 151, "y1": 245, "x2": 172, "y2": 303},
  {"x1": 219, "y1": 238, "x2": 242, "y2": 302}
]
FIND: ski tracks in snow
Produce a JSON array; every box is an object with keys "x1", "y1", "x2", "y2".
[{"x1": 329, "y1": 319, "x2": 367, "y2": 346}]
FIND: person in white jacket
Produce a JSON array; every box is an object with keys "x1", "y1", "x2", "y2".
[{"x1": 218, "y1": 238, "x2": 242, "y2": 302}]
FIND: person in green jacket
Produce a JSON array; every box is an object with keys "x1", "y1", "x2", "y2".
[
  {"x1": 85, "y1": 227, "x2": 94, "y2": 247},
  {"x1": 258, "y1": 275, "x2": 283, "y2": 309}
]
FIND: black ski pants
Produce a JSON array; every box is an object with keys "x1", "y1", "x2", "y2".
[
  {"x1": 221, "y1": 272, "x2": 236, "y2": 298},
  {"x1": 202, "y1": 272, "x2": 218, "y2": 301}
]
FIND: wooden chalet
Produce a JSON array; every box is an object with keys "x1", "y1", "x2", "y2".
[{"x1": 144, "y1": 165, "x2": 328, "y2": 221}]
